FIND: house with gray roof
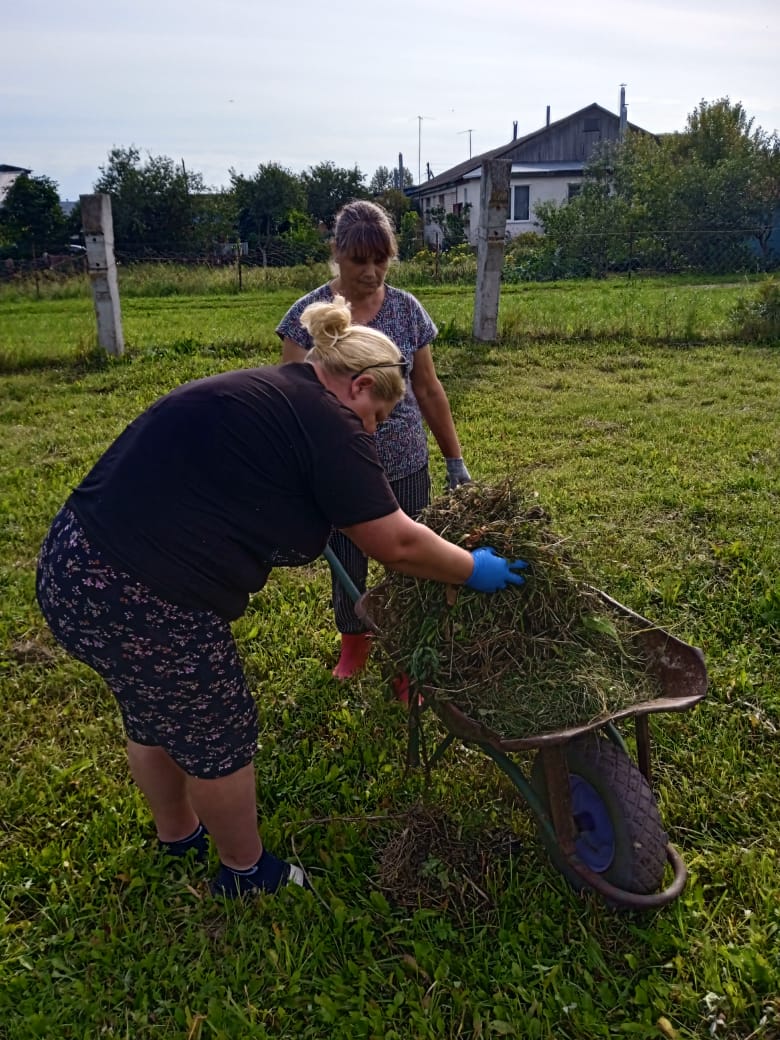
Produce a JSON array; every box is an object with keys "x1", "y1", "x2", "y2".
[{"x1": 408, "y1": 102, "x2": 652, "y2": 246}]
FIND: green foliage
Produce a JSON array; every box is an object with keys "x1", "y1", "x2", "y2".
[
  {"x1": 372, "y1": 188, "x2": 410, "y2": 235},
  {"x1": 93, "y1": 146, "x2": 211, "y2": 254},
  {"x1": 426, "y1": 204, "x2": 472, "y2": 251},
  {"x1": 230, "y1": 162, "x2": 306, "y2": 243},
  {"x1": 534, "y1": 98, "x2": 780, "y2": 277},
  {"x1": 278, "y1": 210, "x2": 330, "y2": 266},
  {"x1": 0, "y1": 173, "x2": 68, "y2": 258},
  {"x1": 394, "y1": 245, "x2": 477, "y2": 287},
  {"x1": 501, "y1": 232, "x2": 555, "y2": 282},
  {"x1": 369, "y1": 165, "x2": 413, "y2": 194},
  {"x1": 301, "y1": 161, "x2": 368, "y2": 228},
  {"x1": 729, "y1": 277, "x2": 780, "y2": 343},
  {"x1": 398, "y1": 210, "x2": 422, "y2": 260}
]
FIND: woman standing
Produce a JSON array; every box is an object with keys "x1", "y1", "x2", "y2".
[
  {"x1": 277, "y1": 200, "x2": 471, "y2": 679},
  {"x1": 37, "y1": 296, "x2": 526, "y2": 899}
]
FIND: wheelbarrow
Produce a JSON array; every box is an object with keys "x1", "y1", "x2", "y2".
[{"x1": 323, "y1": 546, "x2": 708, "y2": 910}]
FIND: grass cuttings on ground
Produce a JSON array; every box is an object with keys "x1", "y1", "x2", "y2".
[
  {"x1": 374, "y1": 805, "x2": 519, "y2": 917},
  {"x1": 369, "y1": 480, "x2": 662, "y2": 738}
]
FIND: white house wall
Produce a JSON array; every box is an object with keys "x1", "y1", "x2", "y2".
[
  {"x1": 505, "y1": 175, "x2": 579, "y2": 239},
  {"x1": 422, "y1": 174, "x2": 581, "y2": 246}
]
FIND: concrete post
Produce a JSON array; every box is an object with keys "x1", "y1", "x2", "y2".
[
  {"x1": 473, "y1": 159, "x2": 510, "y2": 342},
  {"x1": 79, "y1": 193, "x2": 125, "y2": 356}
]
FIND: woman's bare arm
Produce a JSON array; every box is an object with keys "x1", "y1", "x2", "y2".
[
  {"x1": 340, "y1": 509, "x2": 473, "y2": 584},
  {"x1": 280, "y1": 336, "x2": 308, "y2": 363},
  {"x1": 409, "y1": 345, "x2": 462, "y2": 459}
]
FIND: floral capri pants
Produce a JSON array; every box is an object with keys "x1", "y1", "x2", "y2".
[{"x1": 36, "y1": 507, "x2": 258, "y2": 779}]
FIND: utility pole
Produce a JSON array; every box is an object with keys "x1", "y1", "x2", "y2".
[
  {"x1": 473, "y1": 159, "x2": 510, "y2": 342},
  {"x1": 417, "y1": 115, "x2": 433, "y2": 185},
  {"x1": 458, "y1": 129, "x2": 475, "y2": 158},
  {"x1": 80, "y1": 193, "x2": 125, "y2": 356}
]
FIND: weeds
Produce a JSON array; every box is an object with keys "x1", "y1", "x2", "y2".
[{"x1": 730, "y1": 277, "x2": 780, "y2": 343}]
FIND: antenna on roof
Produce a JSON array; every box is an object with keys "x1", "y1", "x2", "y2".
[
  {"x1": 416, "y1": 115, "x2": 434, "y2": 186},
  {"x1": 457, "y1": 128, "x2": 475, "y2": 159}
]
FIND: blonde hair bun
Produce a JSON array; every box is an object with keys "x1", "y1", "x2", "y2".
[
  {"x1": 300, "y1": 294, "x2": 352, "y2": 352},
  {"x1": 300, "y1": 292, "x2": 407, "y2": 405}
]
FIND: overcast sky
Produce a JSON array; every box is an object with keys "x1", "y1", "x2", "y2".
[{"x1": 4, "y1": 0, "x2": 778, "y2": 200}]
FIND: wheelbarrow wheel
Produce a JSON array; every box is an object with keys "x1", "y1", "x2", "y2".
[{"x1": 530, "y1": 736, "x2": 668, "y2": 896}]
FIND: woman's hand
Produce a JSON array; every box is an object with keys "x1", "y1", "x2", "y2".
[
  {"x1": 445, "y1": 457, "x2": 471, "y2": 489},
  {"x1": 463, "y1": 547, "x2": 528, "y2": 593}
]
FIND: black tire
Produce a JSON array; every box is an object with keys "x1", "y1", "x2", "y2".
[{"x1": 530, "y1": 736, "x2": 668, "y2": 896}]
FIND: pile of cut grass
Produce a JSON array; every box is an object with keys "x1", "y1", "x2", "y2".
[{"x1": 370, "y1": 481, "x2": 661, "y2": 737}]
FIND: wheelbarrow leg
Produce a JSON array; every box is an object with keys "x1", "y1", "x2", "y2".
[
  {"x1": 634, "y1": 714, "x2": 652, "y2": 785},
  {"x1": 538, "y1": 745, "x2": 579, "y2": 856}
]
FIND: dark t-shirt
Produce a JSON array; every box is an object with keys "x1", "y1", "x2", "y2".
[{"x1": 68, "y1": 364, "x2": 399, "y2": 620}]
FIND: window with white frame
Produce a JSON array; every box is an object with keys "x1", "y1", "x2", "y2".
[{"x1": 511, "y1": 185, "x2": 530, "y2": 221}]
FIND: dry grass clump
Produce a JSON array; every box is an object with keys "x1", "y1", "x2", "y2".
[
  {"x1": 374, "y1": 805, "x2": 518, "y2": 915},
  {"x1": 368, "y1": 480, "x2": 661, "y2": 737}
]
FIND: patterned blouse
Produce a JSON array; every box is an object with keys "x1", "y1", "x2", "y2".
[{"x1": 276, "y1": 283, "x2": 438, "y2": 482}]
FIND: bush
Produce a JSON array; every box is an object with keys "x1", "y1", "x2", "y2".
[{"x1": 730, "y1": 278, "x2": 780, "y2": 343}]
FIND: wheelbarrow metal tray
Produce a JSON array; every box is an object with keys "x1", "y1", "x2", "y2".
[{"x1": 380, "y1": 587, "x2": 708, "y2": 752}]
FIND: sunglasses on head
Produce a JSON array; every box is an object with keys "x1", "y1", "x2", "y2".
[{"x1": 351, "y1": 359, "x2": 410, "y2": 382}]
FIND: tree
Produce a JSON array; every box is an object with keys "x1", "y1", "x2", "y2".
[
  {"x1": 678, "y1": 98, "x2": 780, "y2": 263},
  {"x1": 190, "y1": 190, "x2": 237, "y2": 252},
  {"x1": 0, "y1": 173, "x2": 68, "y2": 258},
  {"x1": 93, "y1": 147, "x2": 208, "y2": 254},
  {"x1": 278, "y1": 209, "x2": 329, "y2": 265},
  {"x1": 534, "y1": 99, "x2": 780, "y2": 275},
  {"x1": 369, "y1": 165, "x2": 413, "y2": 194},
  {"x1": 398, "y1": 210, "x2": 423, "y2": 260},
  {"x1": 369, "y1": 166, "x2": 395, "y2": 194},
  {"x1": 426, "y1": 204, "x2": 472, "y2": 251},
  {"x1": 374, "y1": 188, "x2": 410, "y2": 234},
  {"x1": 230, "y1": 162, "x2": 305, "y2": 244},
  {"x1": 301, "y1": 162, "x2": 367, "y2": 228}
]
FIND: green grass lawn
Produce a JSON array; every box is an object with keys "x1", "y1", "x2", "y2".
[{"x1": 1, "y1": 276, "x2": 778, "y2": 1039}]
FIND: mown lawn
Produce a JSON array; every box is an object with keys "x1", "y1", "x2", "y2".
[{"x1": 1, "y1": 276, "x2": 778, "y2": 1039}]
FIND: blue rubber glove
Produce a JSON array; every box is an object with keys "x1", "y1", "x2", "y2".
[
  {"x1": 445, "y1": 457, "x2": 472, "y2": 490},
  {"x1": 464, "y1": 547, "x2": 529, "y2": 593}
]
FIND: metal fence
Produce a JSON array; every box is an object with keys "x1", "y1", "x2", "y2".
[
  {"x1": 501, "y1": 226, "x2": 780, "y2": 282},
  {"x1": 2, "y1": 226, "x2": 778, "y2": 289}
]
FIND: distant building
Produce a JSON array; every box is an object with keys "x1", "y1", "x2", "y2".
[
  {"x1": 0, "y1": 164, "x2": 31, "y2": 205},
  {"x1": 408, "y1": 102, "x2": 652, "y2": 247}
]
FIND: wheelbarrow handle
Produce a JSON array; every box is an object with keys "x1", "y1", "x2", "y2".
[{"x1": 322, "y1": 544, "x2": 362, "y2": 605}]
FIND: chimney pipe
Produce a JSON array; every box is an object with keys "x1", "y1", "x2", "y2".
[
  {"x1": 512, "y1": 120, "x2": 518, "y2": 140},
  {"x1": 546, "y1": 105, "x2": 551, "y2": 126},
  {"x1": 619, "y1": 84, "x2": 627, "y2": 136}
]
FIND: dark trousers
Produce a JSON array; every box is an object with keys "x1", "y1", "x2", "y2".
[{"x1": 330, "y1": 464, "x2": 431, "y2": 633}]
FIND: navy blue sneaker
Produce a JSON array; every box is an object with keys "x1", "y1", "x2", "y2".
[
  {"x1": 158, "y1": 822, "x2": 210, "y2": 865},
  {"x1": 210, "y1": 850, "x2": 310, "y2": 897}
]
